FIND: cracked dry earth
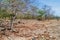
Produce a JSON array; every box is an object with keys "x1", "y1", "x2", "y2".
[{"x1": 0, "y1": 19, "x2": 60, "y2": 40}]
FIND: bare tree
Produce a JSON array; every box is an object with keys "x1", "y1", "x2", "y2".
[
  {"x1": 42, "y1": 5, "x2": 54, "y2": 20},
  {"x1": 6, "y1": 0, "x2": 33, "y2": 31}
]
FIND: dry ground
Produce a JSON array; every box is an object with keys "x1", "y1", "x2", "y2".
[{"x1": 0, "y1": 19, "x2": 60, "y2": 40}]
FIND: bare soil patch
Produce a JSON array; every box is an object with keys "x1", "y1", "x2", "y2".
[{"x1": 0, "y1": 19, "x2": 60, "y2": 40}]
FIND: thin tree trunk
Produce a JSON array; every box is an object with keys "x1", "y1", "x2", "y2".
[{"x1": 10, "y1": 17, "x2": 13, "y2": 29}]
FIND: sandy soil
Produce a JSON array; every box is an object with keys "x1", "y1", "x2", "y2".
[{"x1": 0, "y1": 19, "x2": 60, "y2": 40}]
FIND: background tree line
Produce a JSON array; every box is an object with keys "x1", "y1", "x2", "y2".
[{"x1": 0, "y1": 0, "x2": 60, "y2": 20}]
